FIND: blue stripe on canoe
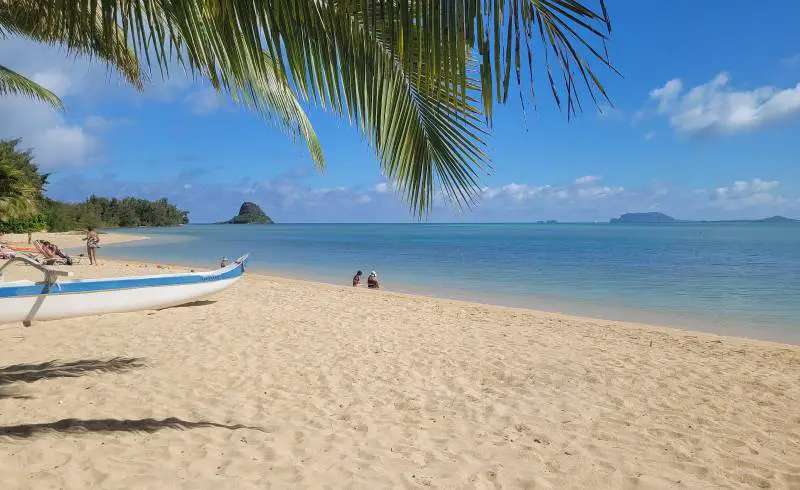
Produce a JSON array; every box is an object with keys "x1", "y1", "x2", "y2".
[{"x1": 0, "y1": 262, "x2": 243, "y2": 299}]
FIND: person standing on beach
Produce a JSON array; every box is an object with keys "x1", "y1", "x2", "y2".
[
  {"x1": 84, "y1": 227, "x2": 100, "y2": 265},
  {"x1": 352, "y1": 270, "x2": 363, "y2": 287}
]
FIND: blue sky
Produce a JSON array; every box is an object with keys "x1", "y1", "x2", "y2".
[{"x1": 1, "y1": 1, "x2": 799, "y2": 222}]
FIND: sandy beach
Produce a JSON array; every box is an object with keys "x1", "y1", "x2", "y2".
[
  {"x1": 2, "y1": 231, "x2": 146, "y2": 250},
  {"x1": 1, "y1": 253, "x2": 799, "y2": 489}
]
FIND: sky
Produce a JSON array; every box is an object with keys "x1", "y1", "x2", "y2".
[{"x1": 1, "y1": 1, "x2": 799, "y2": 223}]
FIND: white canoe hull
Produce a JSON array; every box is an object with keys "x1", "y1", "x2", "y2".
[
  {"x1": 0, "y1": 255, "x2": 247, "y2": 325},
  {"x1": 0, "y1": 277, "x2": 239, "y2": 324}
]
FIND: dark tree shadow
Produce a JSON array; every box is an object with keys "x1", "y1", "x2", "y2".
[
  {"x1": 0, "y1": 387, "x2": 30, "y2": 400},
  {"x1": 0, "y1": 358, "x2": 145, "y2": 386},
  {"x1": 161, "y1": 300, "x2": 217, "y2": 310},
  {"x1": 0, "y1": 417, "x2": 264, "y2": 439}
]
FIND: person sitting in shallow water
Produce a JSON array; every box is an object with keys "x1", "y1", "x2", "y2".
[
  {"x1": 367, "y1": 271, "x2": 380, "y2": 289},
  {"x1": 352, "y1": 270, "x2": 362, "y2": 287}
]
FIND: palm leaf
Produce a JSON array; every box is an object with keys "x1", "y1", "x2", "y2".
[
  {"x1": 0, "y1": 0, "x2": 145, "y2": 89},
  {"x1": 224, "y1": 53, "x2": 325, "y2": 169},
  {"x1": 1, "y1": 0, "x2": 616, "y2": 214},
  {"x1": 0, "y1": 161, "x2": 39, "y2": 222},
  {"x1": 0, "y1": 64, "x2": 62, "y2": 109}
]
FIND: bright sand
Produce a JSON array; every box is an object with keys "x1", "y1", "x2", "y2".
[
  {"x1": 2, "y1": 231, "x2": 146, "y2": 250},
  {"x1": 1, "y1": 240, "x2": 799, "y2": 488}
]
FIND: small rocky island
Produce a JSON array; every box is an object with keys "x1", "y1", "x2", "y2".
[
  {"x1": 610, "y1": 212, "x2": 677, "y2": 223},
  {"x1": 758, "y1": 215, "x2": 798, "y2": 223},
  {"x1": 221, "y1": 202, "x2": 274, "y2": 224}
]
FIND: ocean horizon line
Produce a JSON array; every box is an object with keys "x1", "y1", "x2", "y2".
[{"x1": 117, "y1": 219, "x2": 798, "y2": 227}]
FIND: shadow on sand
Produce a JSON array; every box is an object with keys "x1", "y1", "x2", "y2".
[
  {"x1": 0, "y1": 387, "x2": 30, "y2": 400},
  {"x1": 0, "y1": 358, "x2": 146, "y2": 386},
  {"x1": 161, "y1": 300, "x2": 217, "y2": 310},
  {"x1": 0, "y1": 417, "x2": 264, "y2": 439},
  {"x1": 0, "y1": 358, "x2": 264, "y2": 437}
]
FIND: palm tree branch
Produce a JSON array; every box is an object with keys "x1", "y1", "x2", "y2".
[
  {"x1": 0, "y1": 64, "x2": 62, "y2": 109},
  {"x1": 0, "y1": 0, "x2": 145, "y2": 89},
  {"x1": 0, "y1": 161, "x2": 39, "y2": 222},
  {"x1": 2, "y1": 1, "x2": 616, "y2": 214}
]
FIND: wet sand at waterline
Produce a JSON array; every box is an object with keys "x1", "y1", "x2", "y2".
[{"x1": 1, "y1": 259, "x2": 799, "y2": 489}]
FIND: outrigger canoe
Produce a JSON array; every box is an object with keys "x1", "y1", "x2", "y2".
[{"x1": 0, "y1": 254, "x2": 248, "y2": 326}]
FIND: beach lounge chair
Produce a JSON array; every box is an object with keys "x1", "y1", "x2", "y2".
[
  {"x1": 5, "y1": 246, "x2": 43, "y2": 263},
  {"x1": 33, "y1": 240, "x2": 72, "y2": 266},
  {"x1": 51, "y1": 242, "x2": 83, "y2": 265}
]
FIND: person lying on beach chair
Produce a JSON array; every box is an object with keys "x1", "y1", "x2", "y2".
[
  {"x1": 47, "y1": 240, "x2": 81, "y2": 265},
  {"x1": 34, "y1": 240, "x2": 73, "y2": 266}
]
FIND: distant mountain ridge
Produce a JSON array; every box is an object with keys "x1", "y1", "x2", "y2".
[
  {"x1": 219, "y1": 202, "x2": 274, "y2": 224},
  {"x1": 610, "y1": 212, "x2": 798, "y2": 224}
]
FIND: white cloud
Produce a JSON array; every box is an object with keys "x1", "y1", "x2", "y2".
[
  {"x1": 648, "y1": 72, "x2": 800, "y2": 136},
  {"x1": 45, "y1": 171, "x2": 800, "y2": 223},
  {"x1": 650, "y1": 79, "x2": 683, "y2": 105},
  {"x1": 0, "y1": 40, "x2": 120, "y2": 168},
  {"x1": 480, "y1": 182, "x2": 623, "y2": 205},
  {"x1": 644, "y1": 131, "x2": 656, "y2": 141},
  {"x1": 310, "y1": 186, "x2": 346, "y2": 195},
  {"x1": 0, "y1": 94, "x2": 99, "y2": 168},
  {"x1": 576, "y1": 186, "x2": 625, "y2": 199},
  {"x1": 185, "y1": 87, "x2": 222, "y2": 114},
  {"x1": 34, "y1": 126, "x2": 97, "y2": 167},
  {"x1": 373, "y1": 182, "x2": 389, "y2": 193},
  {"x1": 575, "y1": 175, "x2": 603, "y2": 185},
  {"x1": 711, "y1": 178, "x2": 785, "y2": 211},
  {"x1": 481, "y1": 183, "x2": 550, "y2": 202},
  {"x1": 32, "y1": 70, "x2": 73, "y2": 97}
]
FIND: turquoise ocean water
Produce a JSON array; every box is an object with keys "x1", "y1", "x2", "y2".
[{"x1": 98, "y1": 223, "x2": 800, "y2": 343}]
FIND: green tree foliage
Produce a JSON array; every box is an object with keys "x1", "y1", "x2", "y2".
[
  {"x1": 0, "y1": 139, "x2": 48, "y2": 193},
  {"x1": 40, "y1": 196, "x2": 189, "y2": 232},
  {"x1": 0, "y1": 139, "x2": 42, "y2": 225},
  {"x1": 0, "y1": 138, "x2": 188, "y2": 232},
  {"x1": 0, "y1": 213, "x2": 46, "y2": 233}
]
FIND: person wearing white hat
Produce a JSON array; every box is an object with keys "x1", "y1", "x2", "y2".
[{"x1": 367, "y1": 271, "x2": 380, "y2": 289}]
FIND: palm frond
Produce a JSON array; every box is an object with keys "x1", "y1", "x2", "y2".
[
  {"x1": 223, "y1": 53, "x2": 325, "y2": 169},
  {"x1": 329, "y1": 14, "x2": 489, "y2": 214},
  {"x1": 160, "y1": 1, "x2": 491, "y2": 214},
  {"x1": 0, "y1": 161, "x2": 39, "y2": 222},
  {"x1": 1, "y1": 1, "x2": 616, "y2": 214},
  {"x1": 0, "y1": 0, "x2": 145, "y2": 89},
  {"x1": 0, "y1": 64, "x2": 62, "y2": 108},
  {"x1": 357, "y1": 0, "x2": 615, "y2": 121}
]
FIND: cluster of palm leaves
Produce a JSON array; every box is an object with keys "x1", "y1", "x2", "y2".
[
  {"x1": 0, "y1": 0, "x2": 614, "y2": 216},
  {"x1": 0, "y1": 162, "x2": 38, "y2": 222}
]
